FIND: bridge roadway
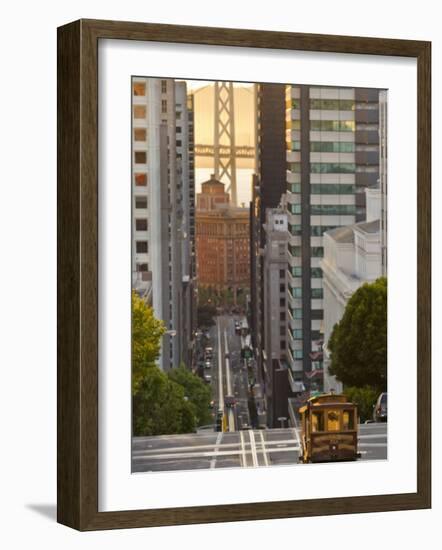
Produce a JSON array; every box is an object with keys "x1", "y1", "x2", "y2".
[{"x1": 132, "y1": 423, "x2": 387, "y2": 472}]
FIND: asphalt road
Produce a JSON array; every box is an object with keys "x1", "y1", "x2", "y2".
[
  {"x1": 132, "y1": 423, "x2": 387, "y2": 472},
  {"x1": 132, "y1": 314, "x2": 388, "y2": 473}
]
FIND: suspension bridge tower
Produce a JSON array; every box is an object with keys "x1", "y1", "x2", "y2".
[{"x1": 213, "y1": 81, "x2": 238, "y2": 205}]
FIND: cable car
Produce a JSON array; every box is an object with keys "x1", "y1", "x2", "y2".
[{"x1": 298, "y1": 393, "x2": 360, "y2": 463}]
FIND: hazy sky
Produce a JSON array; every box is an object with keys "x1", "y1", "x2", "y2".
[{"x1": 184, "y1": 80, "x2": 254, "y2": 91}]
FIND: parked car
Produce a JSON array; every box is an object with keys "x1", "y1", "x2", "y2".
[
  {"x1": 203, "y1": 372, "x2": 212, "y2": 383},
  {"x1": 373, "y1": 392, "x2": 388, "y2": 422}
]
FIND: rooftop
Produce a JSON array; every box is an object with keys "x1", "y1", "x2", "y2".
[{"x1": 326, "y1": 219, "x2": 380, "y2": 243}]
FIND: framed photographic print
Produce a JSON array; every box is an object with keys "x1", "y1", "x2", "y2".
[{"x1": 57, "y1": 19, "x2": 431, "y2": 530}]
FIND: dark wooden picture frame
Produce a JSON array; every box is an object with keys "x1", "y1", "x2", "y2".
[{"x1": 57, "y1": 18, "x2": 431, "y2": 531}]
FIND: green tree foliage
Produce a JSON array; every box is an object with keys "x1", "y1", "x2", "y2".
[
  {"x1": 132, "y1": 291, "x2": 166, "y2": 394},
  {"x1": 132, "y1": 293, "x2": 197, "y2": 436},
  {"x1": 328, "y1": 277, "x2": 387, "y2": 392},
  {"x1": 133, "y1": 368, "x2": 196, "y2": 436},
  {"x1": 168, "y1": 365, "x2": 212, "y2": 426},
  {"x1": 343, "y1": 386, "x2": 378, "y2": 423}
]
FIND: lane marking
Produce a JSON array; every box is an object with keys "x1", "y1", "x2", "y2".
[
  {"x1": 217, "y1": 318, "x2": 224, "y2": 412},
  {"x1": 133, "y1": 437, "x2": 302, "y2": 455},
  {"x1": 239, "y1": 430, "x2": 247, "y2": 467},
  {"x1": 249, "y1": 430, "x2": 259, "y2": 467},
  {"x1": 210, "y1": 432, "x2": 223, "y2": 469},
  {"x1": 259, "y1": 430, "x2": 269, "y2": 467},
  {"x1": 134, "y1": 446, "x2": 302, "y2": 461}
]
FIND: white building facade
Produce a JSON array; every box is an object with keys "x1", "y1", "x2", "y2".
[{"x1": 321, "y1": 190, "x2": 383, "y2": 392}]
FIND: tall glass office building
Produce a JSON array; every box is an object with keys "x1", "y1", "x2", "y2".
[{"x1": 284, "y1": 85, "x2": 381, "y2": 392}]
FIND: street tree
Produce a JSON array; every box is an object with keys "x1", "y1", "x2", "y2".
[
  {"x1": 168, "y1": 365, "x2": 212, "y2": 426},
  {"x1": 133, "y1": 368, "x2": 196, "y2": 436},
  {"x1": 343, "y1": 386, "x2": 379, "y2": 423},
  {"x1": 328, "y1": 277, "x2": 387, "y2": 392},
  {"x1": 132, "y1": 291, "x2": 166, "y2": 394}
]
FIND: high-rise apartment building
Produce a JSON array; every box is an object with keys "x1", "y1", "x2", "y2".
[
  {"x1": 250, "y1": 83, "x2": 287, "y2": 380},
  {"x1": 175, "y1": 82, "x2": 197, "y2": 368},
  {"x1": 284, "y1": 85, "x2": 383, "y2": 392},
  {"x1": 262, "y1": 208, "x2": 291, "y2": 427},
  {"x1": 132, "y1": 77, "x2": 194, "y2": 371}
]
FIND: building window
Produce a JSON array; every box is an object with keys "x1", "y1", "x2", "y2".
[
  {"x1": 294, "y1": 349, "x2": 303, "y2": 359},
  {"x1": 288, "y1": 203, "x2": 302, "y2": 215},
  {"x1": 161, "y1": 80, "x2": 167, "y2": 93},
  {"x1": 293, "y1": 329, "x2": 303, "y2": 339},
  {"x1": 135, "y1": 196, "x2": 148, "y2": 209},
  {"x1": 288, "y1": 245, "x2": 301, "y2": 257},
  {"x1": 287, "y1": 119, "x2": 301, "y2": 130},
  {"x1": 311, "y1": 267, "x2": 323, "y2": 278},
  {"x1": 137, "y1": 263, "x2": 148, "y2": 272},
  {"x1": 310, "y1": 141, "x2": 355, "y2": 153},
  {"x1": 311, "y1": 247, "x2": 324, "y2": 257},
  {"x1": 133, "y1": 105, "x2": 146, "y2": 119},
  {"x1": 134, "y1": 151, "x2": 147, "y2": 164},
  {"x1": 310, "y1": 205, "x2": 356, "y2": 216},
  {"x1": 287, "y1": 162, "x2": 301, "y2": 173},
  {"x1": 293, "y1": 308, "x2": 302, "y2": 319},
  {"x1": 161, "y1": 100, "x2": 167, "y2": 113},
  {"x1": 280, "y1": 326, "x2": 286, "y2": 336},
  {"x1": 310, "y1": 163, "x2": 355, "y2": 174},
  {"x1": 176, "y1": 140, "x2": 182, "y2": 147},
  {"x1": 311, "y1": 310, "x2": 324, "y2": 320},
  {"x1": 280, "y1": 340, "x2": 286, "y2": 350},
  {"x1": 310, "y1": 184, "x2": 355, "y2": 195},
  {"x1": 134, "y1": 173, "x2": 147, "y2": 186},
  {"x1": 310, "y1": 120, "x2": 355, "y2": 132},
  {"x1": 291, "y1": 266, "x2": 302, "y2": 277},
  {"x1": 291, "y1": 287, "x2": 302, "y2": 298},
  {"x1": 135, "y1": 219, "x2": 148, "y2": 231},
  {"x1": 134, "y1": 128, "x2": 147, "y2": 141},
  {"x1": 133, "y1": 82, "x2": 146, "y2": 96},
  {"x1": 279, "y1": 283, "x2": 285, "y2": 293},
  {"x1": 280, "y1": 298, "x2": 286, "y2": 307},
  {"x1": 311, "y1": 288, "x2": 324, "y2": 299},
  {"x1": 280, "y1": 312, "x2": 286, "y2": 321},
  {"x1": 289, "y1": 183, "x2": 301, "y2": 194},
  {"x1": 136, "y1": 241, "x2": 148, "y2": 253},
  {"x1": 279, "y1": 269, "x2": 285, "y2": 278},
  {"x1": 310, "y1": 99, "x2": 355, "y2": 111},
  {"x1": 289, "y1": 224, "x2": 301, "y2": 236}
]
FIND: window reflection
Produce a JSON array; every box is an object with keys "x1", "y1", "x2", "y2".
[
  {"x1": 327, "y1": 410, "x2": 340, "y2": 431},
  {"x1": 311, "y1": 411, "x2": 324, "y2": 432},
  {"x1": 343, "y1": 410, "x2": 354, "y2": 430}
]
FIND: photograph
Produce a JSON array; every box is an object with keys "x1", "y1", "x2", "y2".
[{"x1": 131, "y1": 78, "x2": 388, "y2": 473}]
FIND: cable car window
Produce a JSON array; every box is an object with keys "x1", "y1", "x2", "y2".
[
  {"x1": 343, "y1": 409, "x2": 354, "y2": 430},
  {"x1": 327, "y1": 410, "x2": 340, "y2": 431},
  {"x1": 311, "y1": 411, "x2": 324, "y2": 432}
]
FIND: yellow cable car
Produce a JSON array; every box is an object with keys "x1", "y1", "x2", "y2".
[{"x1": 299, "y1": 393, "x2": 360, "y2": 463}]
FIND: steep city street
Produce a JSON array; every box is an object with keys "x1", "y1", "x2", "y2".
[{"x1": 132, "y1": 314, "x2": 387, "y2": 472}]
